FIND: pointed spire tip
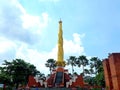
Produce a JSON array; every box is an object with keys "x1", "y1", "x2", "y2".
[{"x1": 59, "y1": 18, "x2": 62, "y2": 23}]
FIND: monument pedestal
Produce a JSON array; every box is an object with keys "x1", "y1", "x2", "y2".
[
  {"x1": 47, "y1": 67, "x2": 69, "y2": 87},
  {"x1": 46, "y1": 66, "x2": 84, "y2": 88}
]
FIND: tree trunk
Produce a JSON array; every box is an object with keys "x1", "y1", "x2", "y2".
[
  {"x1": 72, "y1": 65, "x2": 74, "y2": 74},
  {"x1": 83, "y1": 65, "x2": 84, "y2": 76},
  {"x1": 50, "y1": 67, "x2": 52, "y2": 75}
]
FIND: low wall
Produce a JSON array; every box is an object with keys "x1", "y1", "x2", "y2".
[{"x1": 30, "y1": 88, "x2": 88, "y2": 90}]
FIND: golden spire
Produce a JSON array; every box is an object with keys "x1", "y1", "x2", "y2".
[{"x1": 56, "y1": 20, "x2": 66, "y2": 67}]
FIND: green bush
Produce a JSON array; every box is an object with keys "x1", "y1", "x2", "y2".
[{"x1": 0, "y1": 88, "x2": 3, "y2": 90}]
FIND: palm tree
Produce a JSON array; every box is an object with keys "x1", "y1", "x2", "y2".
[
  {"x1": 84, "y1": 69, "x2": 90, "y2": 75},
  {"x1": 76, "y1": 55, "x2": 88, "y2": 76},
  {"x1": 90, "y1": 57, "x2": 102, "y2": 75},
  {"x1": 90, "y1": 57, "x2": 105, "y2": 86},
  {"x1": 89, "y1": 68, "x2": 94, "y2": 76},
  {"x1": 45, "y1": 59, "x2": 56, "y2": 74},
  {"x1": 67, "y1": 56, "x2": 77, "y2": 74}
]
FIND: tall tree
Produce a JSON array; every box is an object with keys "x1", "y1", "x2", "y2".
[
  {"x1": 89, "y1": 68, "x2": 94, "y2": 77},
  {"x1": 76, "y1": 55, "x2": 88, "y2": 76},
  {"x1": 1, "y1": 59, "x2": 40, "y2": 89},
  {"x1": 0, "y1": 66, "x2": 11, "y2": 85},
  {"x1": 95, "y1": 66, "x2": 105, "y2": 87},
  {"x1": 89, "y1": 57, "x2": 105, "y2": 87},
  {"x1": 90, "y1": 57, "x2": 102, "y2": 75},
  {"x1": 45, "y1": 59, "x2": 56, "y2": 74},
  {"x1": 67, "y1": 56, "x2": 77, "y2": 74}
]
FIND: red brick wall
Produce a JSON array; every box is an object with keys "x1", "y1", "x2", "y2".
[
  {"x1": 109, "y1": 53, "x2": 120, "y2": 90},
  {"x1": 102, "y1": 59, "x2": 113, "y2": 89},
  {"x1": 103, "y1": 53, "x2": 120, "y2": 90},
  {"x1": 70, "y1": 75, "x2": 84, "y2": 88},
  {"x1": 28, "y1": 75, "x2": 42, "y2": 87}
]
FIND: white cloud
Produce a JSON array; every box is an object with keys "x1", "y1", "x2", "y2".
[
  {"x1": 0, "y1": 0, "x2": 50, "y2": 68},
  {"x1": 0, "y1": 37, "x2": 15, "y2": 53},
  {"x1": 0, "y1": 0, "x2": 50, "y2": 44},
  {"x1": 64, "y1": 33, "x2": 85, "y2": 56},
  {"x1": 0, "y1": 37, "x2": 17, "y2": 60},
  {"x1": 15, "y1": 33, "x2": 85, "y2": 75},
  {"x1": 15, "y1": 43, "x2": 56, "y2": 75},
  {"x1": 0, "y1": 0, "x2": 85, "y2": 75},
  {"x1": 73, "y1": 33, "x2": 85, "y2": 45},
  {"x1": 21, "y1": 13, "x2": 49, "y2": 30},
  {"x1": 0, "y1": 32, "x2": 85, "y2": 74}
]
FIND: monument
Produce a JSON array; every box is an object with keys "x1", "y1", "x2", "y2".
[
  {"x1": 56, "y1": 20, "x2": 66, "y2": 67},
  {"x1": 28, "y1": 20, "x2": 84, "y2": 88},
  {"x1": 46, "y1": 20, "x2": 84, "y2": 88}
]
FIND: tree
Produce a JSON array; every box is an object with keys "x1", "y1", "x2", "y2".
[
  {"x1": 90, "y1": 57, "x2": 102, "y2": 75},
  {"x1": 67, "y1": 56, "x2": 77, "y2": 74},
  {"x1": 89, "y1": 68, "x2": 94, "y2": 77},
  {"x1": 84, "y1": 69, "x2": 90, "y2": 75},
  {"x1": 36, "y1": 72, "x2": 45, "y2": 81},
  {"x1": 95, "y1": 68, "x2": 105, "y2": 87},
  {"x1": 84, "y1": 76, "x2": 96, "y2": 86},
  {"x1": 45, "y1": 59, "x2": 56, "y2": 74},
  {"x1": 1, "y1": 59, "x2": 40, "y2": 89},
  {"x1": 89, "y1": 57, "x2": 105, "y2": 87},
  {"x1": 0, "y1": 67, "x2": 11, "y2": 85},
  {"x1": 76, "y1": 55, "x2": 88, "y2": 76}
]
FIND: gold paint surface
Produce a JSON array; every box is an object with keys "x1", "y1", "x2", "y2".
[{"x1": 56, "y1": 20, "x2": 65, "y2": 67}]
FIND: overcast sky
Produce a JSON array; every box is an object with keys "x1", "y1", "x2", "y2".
[{"x1": 0, "y1": 0, "x2": 120, "y2": 75}]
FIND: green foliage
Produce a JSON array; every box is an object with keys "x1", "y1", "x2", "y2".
[
  {"x1": 67, "y1": 56, "x2": 77, "y2": 74},
  {"x1": 91, "y1": 58, "x2": 105, "y2": 87},
  {"x1": 66, "y1": 55, "x2": 105, "y2": 87},
  {"x1": 84, "y1": 76, "x2": 96, "y2": 86},
  {"x1": 65, "y1": 55, "x2": 105, "y2": 87},
  {"x1": 0, "y1": 59, "x2": 40, "y2": 88},
  {"x1": 90, "y1": 57, "x2": 102, "y2": 75},
  {"x1": 84, "y1": 57, "x2": 105, "y2": 87},
  {"x1": 76, "y1": 55, "x2": 88, "y2": 76},
  {"x1": 45, "y1": 59, "x2": 56, "y2": 74},
  {"x1": 95, "y1": 67, "x2": 105, "y2": 87}
]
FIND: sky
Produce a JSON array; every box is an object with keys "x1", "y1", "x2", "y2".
[{"x1": 0, "y1": 0, "x2": 120, "y2": 75}]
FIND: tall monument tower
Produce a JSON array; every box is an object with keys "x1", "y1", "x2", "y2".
[
  {"x1": 28, "y1": 20, "x2": 84, "y2": 88},
  {"x1": 56, "y1": 20, "x2": 66, "y2": 67}
]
